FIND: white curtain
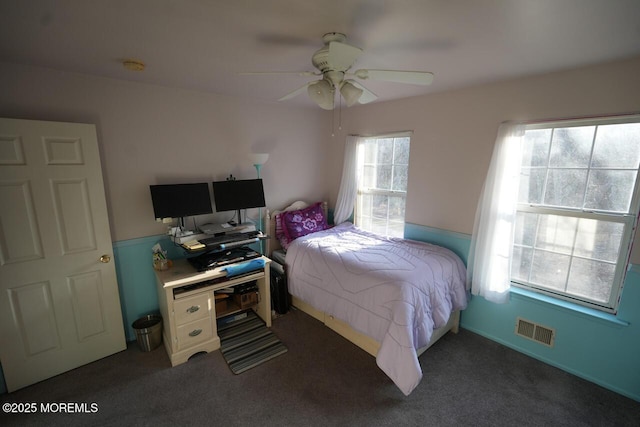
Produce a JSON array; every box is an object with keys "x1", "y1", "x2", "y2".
[
  {"x1": 467, "y1": 123, "x2": 525, "y2": 303},
  {"x1": 334, "y1": 135, "x2": 361, "y2": 224}
]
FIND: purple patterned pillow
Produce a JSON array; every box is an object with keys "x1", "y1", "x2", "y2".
[
  {"x1": 274, "y1": 212, "x2": 292, "y2": 250},
  {"x1": 282, "y1": 202, "x2": 329, "y2": 243}
]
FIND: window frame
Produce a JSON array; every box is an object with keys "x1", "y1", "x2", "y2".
[
  {"x1": 355, "y1": 132, "x2": 412, "y2": 237},
  {"x1": 511, "y1": 115, "x2": 640, "y2": 313}
]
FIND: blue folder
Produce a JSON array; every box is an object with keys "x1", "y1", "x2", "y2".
[{"x1": 223, "y1": 258, "x2": 265, "y2": 277}]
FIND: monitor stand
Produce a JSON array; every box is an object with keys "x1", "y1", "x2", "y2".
[
  {"x1": 174, "y1": 217, "x2": 194, "y2": 238},
  {"x1": 175, "y1": 229, "x2": 194, "y2": 238}
]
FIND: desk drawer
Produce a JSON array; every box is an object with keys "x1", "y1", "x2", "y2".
[
  {"x1": 174, "y1": 292, "x2": 210, "y2": 325},
  {"x1": 177, "y1": 317, "x2": 214, "y2": 349}
]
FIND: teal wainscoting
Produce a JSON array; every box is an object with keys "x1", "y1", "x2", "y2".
[
  {"x1": 404, "y1": 223, "x2": 471, "y2": 263},
  {"x1": 113, "y1": 235, "x2": 187, "y2": 342},
  {"x1": 2, "y1": 226, "x2": 638, "y2": 400},
  {"x1": 404, "y1": 222, "x2": 640, "y2": 402},
  {"x1": 0, "y1": 234, "x2": 244, "y2": 395},
  {"x1": 0, "y1": 234, "x2": 181, "y2": 394},
  {"x1": 113, "y1": 234, "x2": 261, "y2": 341}
]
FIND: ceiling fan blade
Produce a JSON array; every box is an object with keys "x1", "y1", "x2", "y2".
[
  {"x1": 328, "y1": 41, "x2": 362, "y2": 71},
  {"x1": 240, "y1": 71, "x2": 319, "y2": 77},
  {"x1": 278, "y1": 82, "x2": 313, "y2": 101},
  {"x1": 353, "y1": 69, "x2": 434, "y2": 85},
  {"x1": 348, "y1": 80, "x2": 377, "y2": 104},
  {"x1": 255, "y1": 33, "x2": 318, "y2": 47}
]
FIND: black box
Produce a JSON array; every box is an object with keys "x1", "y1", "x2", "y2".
[{"x1": 270, "y1": 261, "x2": 289, "y2": 314}]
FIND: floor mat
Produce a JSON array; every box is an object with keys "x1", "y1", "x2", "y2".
[{"x1": 217, "y1": 311, "x2": 287, "y2": 374}]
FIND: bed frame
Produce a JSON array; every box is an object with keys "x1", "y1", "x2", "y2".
[{"x1": 265, "y1": 201, "x2": 460, "y2": 358}]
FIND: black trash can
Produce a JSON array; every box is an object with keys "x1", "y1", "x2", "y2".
[
  {"x1": 132, "y1": 314, "x2": 162, "y2": 351},
  {"x1": 270, "y1": 261, "x2": 290, "y2": 314}
]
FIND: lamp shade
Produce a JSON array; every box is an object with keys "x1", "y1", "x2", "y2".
[
  {"x1": 307, "y1": 80, "x2": 334, "y2": 110},
  {"x1": 250, "y1": 153, "x2": 269, "y2": 166},
  {"x1": 340, "y1": 81, "x2": 363, "y2": 107}
]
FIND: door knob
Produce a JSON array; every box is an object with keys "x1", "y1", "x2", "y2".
[{"x1": 100, "y1": 254, "x2": 111, "y2": 263}]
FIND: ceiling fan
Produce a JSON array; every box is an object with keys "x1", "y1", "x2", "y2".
[{"x1": 244, "y1": 32, "x2": 434, "y2": 110}]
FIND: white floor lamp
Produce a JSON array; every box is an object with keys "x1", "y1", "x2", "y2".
[{"x1": 251, "y1": 153, "x2": 269, "y2": 253}]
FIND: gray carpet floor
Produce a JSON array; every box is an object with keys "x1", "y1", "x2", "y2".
[{"x1": 1, "y1": 307, "x2": 638, "y2": 427}]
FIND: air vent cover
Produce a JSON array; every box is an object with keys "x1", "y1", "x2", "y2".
[{"x1": 515, "y1": 317, "x2": 555, "y2": 347}]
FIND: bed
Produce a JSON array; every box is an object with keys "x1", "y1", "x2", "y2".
[{"x1": 265, "y1": 201, "x2": 468, "y2": 395}]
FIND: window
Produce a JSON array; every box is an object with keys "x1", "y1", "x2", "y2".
[
  {"x1": 355, "y1": 133, "x2": 411, "y2": 237},
  {"x1": 512, "y1": 117, "x2": 640, "y2": 312}
]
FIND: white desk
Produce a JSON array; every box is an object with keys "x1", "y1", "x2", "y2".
[{"x1": 155, "y1": 257, "x2": 271, "y2": 366}]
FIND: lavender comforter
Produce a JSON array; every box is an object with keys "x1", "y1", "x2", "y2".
[{"x1": 285, "y1": 222, "x2": 468, "y2": 395}]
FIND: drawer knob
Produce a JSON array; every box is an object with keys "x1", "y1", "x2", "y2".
[
  {"x1": 187, "y1": 305, "x2": 200, "y2": 313},
  {"x1": 189, "y1": 329, "x2": 202, "y2": 337}
]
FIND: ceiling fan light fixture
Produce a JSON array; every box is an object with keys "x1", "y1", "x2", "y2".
[
  {"x1": 247, "y1": 33, "x2": 432, "y2": 109},
  {"x1": 307, "y1": 79, "x2": 334, "y2": 110},
  {"x1": 340, "y1": 81, "x2": 363, "y2": 107}
]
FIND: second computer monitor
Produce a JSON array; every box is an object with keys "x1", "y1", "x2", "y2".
[{"x1": 212, "y1": 179, "x2": 265, "y2": 223}]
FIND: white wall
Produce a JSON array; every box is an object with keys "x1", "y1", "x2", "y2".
[
  {"x1": 0, "y1": 62, "x2": 331, "y2": 241},
  {"x1": 326, "y1": 56, "x2": 640, "y2": 262},
  {"x1": 3, "y1": 57, "x2": 640, "y2": 247}
]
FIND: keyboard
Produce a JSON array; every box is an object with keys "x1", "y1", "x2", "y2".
[
  {"x1": 200, "y1": 233, "x2": 244, "y2": 246},
  {"x1": 188, "y1": 246, "x2": 260, "y2": 271},
  {"x1": 199, "y1": 230, "x2": 260, "y2": 247}
]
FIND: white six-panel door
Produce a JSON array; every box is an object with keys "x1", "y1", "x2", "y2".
[{"x1": 0, "y1": 118, "x2": 126, "y2": 392}]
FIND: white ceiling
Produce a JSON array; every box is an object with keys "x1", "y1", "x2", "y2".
[{"x1": 1, "y1": 0, "x2": 639, "y2": 109}]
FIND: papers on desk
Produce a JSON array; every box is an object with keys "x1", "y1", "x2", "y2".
[{"x1": 182, "y1": 240, "x2": 205, "y2": 250}]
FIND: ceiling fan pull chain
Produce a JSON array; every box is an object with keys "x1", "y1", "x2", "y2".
[
  {"x1": 331, "y1": 103, "x2": 335, "y2": 137},
  {"x1": 337, "y1": 95, "x2": 342, "y2": 132}
]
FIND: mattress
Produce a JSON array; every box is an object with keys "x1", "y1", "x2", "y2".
[{"x1": 284, "y1": 222, "x2": 468, "y2": 395}]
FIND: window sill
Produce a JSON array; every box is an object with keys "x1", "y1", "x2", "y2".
[{"x1": 509, "y1": 286, "x2": 630, "y2": 328}]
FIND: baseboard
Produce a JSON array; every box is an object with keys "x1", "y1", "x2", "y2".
[{"x1": 461, "y1": 325, "x2": 640, "y2": 402}]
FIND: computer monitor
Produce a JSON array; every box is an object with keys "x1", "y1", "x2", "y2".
[
  {"x1": 149, "y1": 183, "x2": 213, "y2": 220},
  {"x1": 212, "y1": 179, "x2": 265, "y2": 223}
]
